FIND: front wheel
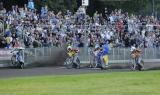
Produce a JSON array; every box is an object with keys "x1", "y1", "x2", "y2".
[
  {"x1": 90, "y1": 57, "x2": 97, "y2": 68},
  {"x1": 64, "y1": 58, "x2": 73, "y2": 69},
  {"x1": 11, "y1": 55, "x2": 18, "y2": 66},
  {"x1": 15, "y1": 61, "x2": 24, "y2": 69}
]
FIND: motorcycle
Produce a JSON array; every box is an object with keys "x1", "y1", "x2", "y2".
[
  {"x1": 10, "y1": 48, "x2": 25, "y2": 69},
  {"x1": 130, "y1": 49, "x2": 144, "y2": 71},
  {"x1": 64, "y1": 51, "x2": 80, "y2": 69}
]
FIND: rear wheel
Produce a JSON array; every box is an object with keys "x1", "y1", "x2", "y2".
[
  {"x1": 133, "y1": 58, "x2": 144, "y2": 71},
  {"x1": 136, "y1": 64, "x2": 142, "y2": 71},
  {"x1": 140, "y1": 60, "x2": 144, "y2": 70},
  {"x1": 128, "y1": 59, "x2": 135, "y2": 71},
  {"x1": 76, "y1": 58, "x2": 80, "y2": 69},
  {"x1": 137, "y1": 60, "x2": 144, "y2": 71},
  {"x1": 101, "y1": 58, "x2": 107, "y2": 70},
  {"x1": 20, "y1": 62, "x2": 24, "y2": 69}
]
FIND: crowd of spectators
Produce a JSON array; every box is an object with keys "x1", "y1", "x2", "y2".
[{"x1": 0, "y1": 0, "x2": 160, "y2": 49}]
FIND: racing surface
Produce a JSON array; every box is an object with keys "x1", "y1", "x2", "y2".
[
  {"x1": 0, "y1": 62, "x2": 160, "y2": 79},
  {"x1": 0, "y1": 47, "x2": 160, "y2": 79},
  {"x1": 0, "y1": 66, "x2": 128, "y2": 79},
  {"x1": 1, "y1": 47, "x2": 160, "y2": 79}
]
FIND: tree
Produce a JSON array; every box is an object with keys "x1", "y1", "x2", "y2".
[
  {"x1": 85, "y1": 0, "x2": 154, "y2": 16},
  {"x1": 2, "y1": 0, "x2": 160, "y2": 17},
  {"x1": 2, "y1": 0, "x2": 77, "y2": 13},
  {"x1": 38, "y1": 0, "x2": 77, "y2": 12}
]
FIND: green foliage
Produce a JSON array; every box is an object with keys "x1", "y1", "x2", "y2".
[
  {"x1": 91, "y1": 0, "x2": 150, "y2": 15},
  {"x1": 88, "y1": 0, "x2": 159, "y2": 16},
  {"x1": 2, "y1": 0, "x2": 77, "y2": 12},
  {"x1": 37, "y1": 0, "x2": 77, "y2": 12},
  {"x1": 1, "y1": 0, "x2": 160, "y2": 16}
]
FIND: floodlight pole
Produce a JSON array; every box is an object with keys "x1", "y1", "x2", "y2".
[
  {"x1": 81, "y1": 0, "x2": 89, "y2": 51},
  {"x1": 0, "y1": 19, "x2": 4, "y2": 36}
]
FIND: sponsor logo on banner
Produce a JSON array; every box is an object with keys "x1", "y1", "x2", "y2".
[{"x1": 0, "y1": 49, "x2": 12, "y2": 60}]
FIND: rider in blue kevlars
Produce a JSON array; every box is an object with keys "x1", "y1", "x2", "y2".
[
  {"x1": 102, "y1": 41, "x2": 109, "y2": 67},
  {"x1": 102, "y1": 42, "x2": 109, "y2": 55},
  {"x1": 97, "y1": 41, "x2": 109, "y2": 69}
]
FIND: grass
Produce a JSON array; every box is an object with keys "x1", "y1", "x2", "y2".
[{"x1": 0, "y1": 71, "x2": 160, "y2": 95}]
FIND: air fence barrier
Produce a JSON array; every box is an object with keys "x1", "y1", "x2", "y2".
[{"x1": 23, "y1": 47, "x2": 160, "y2": 66}]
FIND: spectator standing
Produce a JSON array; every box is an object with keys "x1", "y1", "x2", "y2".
[{"x1": 27, "y1": 0, "x2": 35, "y2": 10}]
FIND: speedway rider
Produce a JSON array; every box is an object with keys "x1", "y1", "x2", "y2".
[
  {"x1": 97, "y1": 41, "x2": 109, "y2": 69},
  {"x1": 11, "y1": 47, "x2": 25, "y2": 68},
  {"x1": 130, "y1": 44, "x2": 143, "y2": 70},
  {"x1": 90, "y1": 44, "x2": 100, "y2": 68},
  {"x1": 67, "y1": 45, "x2": 80, "y2": 68}
]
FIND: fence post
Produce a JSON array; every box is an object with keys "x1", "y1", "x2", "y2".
[
  {"x1": 153, "y1": 48, "x2": 155, "y2": 59},
  {"x1": 124, "y1": 48, "x2": 125, "y2": 64},
  {"x1": 113, "y1": 48, "x2": 114, "y2": 61},
  {"x1": 50, "y1": 47, "x2": 52, "y2": 56},
  {"x1": 88, "y1": 47, "x2": 91, "y2": 64},
  {"x1": 43, "y1": 47, "x2": 45, "y2": 57},
  {"x1": 144, "y1": 48, "x2": 146, "y2": 59},
  {"x1": 35, "y1": 48, "x2": 37, "y2": 61},
  {"x1": 118, "y1": 48, "x2": 120, "y2": 60},
  {"x1": 22, "y1": 49, "x2": 25, "y2": 63}
]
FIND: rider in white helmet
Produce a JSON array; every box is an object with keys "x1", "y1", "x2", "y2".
[
  {"x1": 67, "y1": 45, "x2": 72, "y2": 51},
  {"x1": 66, "y1": 45, "x2": 80, "y2": 68}
]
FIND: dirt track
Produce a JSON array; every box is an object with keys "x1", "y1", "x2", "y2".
[
  {"x1": 1, "y1": 47, "x2": 160, "y2": 79},
  {"x1": 0, "y1": 62, "x2": 160, "y2": 79},
  {"x1": 0, "y1": 66, "x2": 130, "y2": 79}
]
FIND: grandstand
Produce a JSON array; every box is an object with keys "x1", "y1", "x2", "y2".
[
  {"x1": 0, "y1": 0, "x2": 160, "y2": 49},
  {"x1": 0, "y1": 0, "x2": 160, "y2": 67},
  {"x1": 0, "y1": 1, "x2": 160, "y2": 95}
]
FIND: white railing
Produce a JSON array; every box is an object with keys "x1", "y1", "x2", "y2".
[{"x1": 23, "y1": 47, "x2": 160, "y2": 64}]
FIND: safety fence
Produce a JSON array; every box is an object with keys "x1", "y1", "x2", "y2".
[
  {"x1": 23, "y1": 47, "x2": 160, "y2": 65},
  {"x1": 1, "y1": 47, "x2": 160, "y2": 66}
]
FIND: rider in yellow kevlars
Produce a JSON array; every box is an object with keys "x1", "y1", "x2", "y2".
[
  {"x1": 67, "y1": 46, "x2": 79, "y2": 57},
  {"x1": 67, "y1": 45, "x2": 80, "y2": 68}
]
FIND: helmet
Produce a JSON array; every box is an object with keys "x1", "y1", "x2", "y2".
[
  {"x1": 67, "y1": 46, "x2": 72, "y2": 51},
  {"x1": 95, "y1": 44, "x2": 100, "y2": 49}
]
